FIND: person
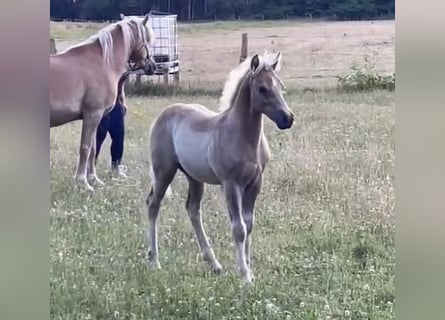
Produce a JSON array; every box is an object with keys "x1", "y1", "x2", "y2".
[{"x1": 95, "y1": 71, "x2": 131, "y2": 179}]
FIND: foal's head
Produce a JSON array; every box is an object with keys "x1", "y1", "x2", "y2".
[
  {"x1": 120, "y1": 13, "x2": 157, "y2": 75},
  {"x1": 249, "y1": 52, "x2": 294, "y2": 130}
]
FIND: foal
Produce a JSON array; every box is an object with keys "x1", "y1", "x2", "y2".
[{"x1": 145, "y1": 52, "x2": 294, "y2": 284}]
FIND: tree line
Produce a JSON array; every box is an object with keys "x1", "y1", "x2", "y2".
[{"x1": 50, "y1": 0, "x2": 394, "y2": 22}]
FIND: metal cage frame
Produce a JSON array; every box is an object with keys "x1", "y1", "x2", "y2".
[{"x1": 147, "y1": 10, "x2": 179, "y2": 76}]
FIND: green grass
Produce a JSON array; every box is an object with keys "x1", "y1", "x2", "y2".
[
  {"x1": 177, "y1": 19, "x2": 311, "y2": 35},
  {"x1": 50, "y1": 22, "x2": 103, "y2": 40},
  {"x1": 50, "y1": 90, "x2": 395, "y2": 319}
]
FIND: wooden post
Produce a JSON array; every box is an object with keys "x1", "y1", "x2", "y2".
[
  {"x1": 50, "y1": 38, "x2": 57, "y2": 54},
  {"x1": 240, "y1": 33, "x2": 248, "y2": 63},
  {"x1": 135, "y1": 74, "x2": 142, "y2": 86},
  {"x1": 163, "y1": 71, "x2": 169, "y2": 87}
]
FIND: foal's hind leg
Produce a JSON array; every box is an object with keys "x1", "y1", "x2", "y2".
[
  {"x1": 185, "y1": 176, "x2": 222, "y2": 273},
  {"x1": 74, "y1": 110, "x2": 103, "y2": 191},
  {"x1": 145, "y1": 163, "x2": 177, "y2": 269}
]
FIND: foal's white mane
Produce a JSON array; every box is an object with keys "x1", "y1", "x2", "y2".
[
  {"x1": 63, "y1": 18, "x2": 155, "y2": 65},
  {"x1": 218, "y1": 52, "x2": 283, "y2": 112}
]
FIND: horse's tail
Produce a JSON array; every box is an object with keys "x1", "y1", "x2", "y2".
[{"x1": 148, "y1": 113, "x2": 172, "y2": 198}]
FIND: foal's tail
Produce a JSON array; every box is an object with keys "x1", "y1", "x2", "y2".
[{"x1": 148, "y1": 163, "x2": 172, "y2": 198}]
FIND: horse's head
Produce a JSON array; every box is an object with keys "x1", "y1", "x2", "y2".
[
  {"x1": 249, "y1": 52, "x2": 294, "y2": 130},
  {"x1": 120, "y1": 13, "x2": 157, "y2": 75}
]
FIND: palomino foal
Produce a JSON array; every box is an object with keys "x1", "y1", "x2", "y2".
[
  {"x1": 50, "y1": 14, "x2": 156, "y2": 191},
  {"x1": 145, "y1": 52, "x2": 294, "y2": 284}
]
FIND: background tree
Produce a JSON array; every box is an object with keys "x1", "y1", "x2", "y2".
[{"x1": 50, "y1": 0, "x2": 395, "y2": 22}]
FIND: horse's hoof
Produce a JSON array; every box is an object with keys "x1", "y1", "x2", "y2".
[
  {"x1": 88, "y1": 175, "x2": 105, "y2": 186},
  {"x1": 75, "y1": 176, "x2": 94, "y2": 192},
  {"x1": 94, "y1": 178, "x2": 105, "y2": 186},
  {"x1": 77, "y1": 183, "x2": 94, "y2": 192}
]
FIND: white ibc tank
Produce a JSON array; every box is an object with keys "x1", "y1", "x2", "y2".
[{"x1": 148, "y1": 13, "x2": 178, "y2": 63}]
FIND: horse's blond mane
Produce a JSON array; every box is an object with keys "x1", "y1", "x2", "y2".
[
  {"x1": 62, "y1": 18, "x2": 155, "y2": 65},
  {"x1": 218, "y1": 52, "x2": 283, "y2": 112}
]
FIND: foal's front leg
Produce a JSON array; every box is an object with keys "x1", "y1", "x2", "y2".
[
  {"x1": 223, "y1": 182, "x2": 253, "y2": 284},
  {"x1": 242, "y1": 175, "x2": 262, "y2": 274}
]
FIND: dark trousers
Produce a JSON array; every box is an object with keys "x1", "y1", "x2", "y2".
[{"x1": 95, "y1": 104, "x2": 126, "y2": 167}]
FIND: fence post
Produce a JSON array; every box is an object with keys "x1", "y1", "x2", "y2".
[
  {"x1": 240, "y1": 33, "x2": 248, "y2": 63},
  {"x1": 173, "y1": 71, "x2": 180, "y2": 86},
  {"x1": 163, "y1": 70, "x2": 169, "y2": 87},
  {"x1": 135, "y1": 74, "x2": 142, "y2": 86},
  {"x1": 50, "y1": 38, "x2": 57, "y2": 54}
]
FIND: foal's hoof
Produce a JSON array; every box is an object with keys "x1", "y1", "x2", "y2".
[
  {"x1": 146, "y1": 260, "x2": 162, "y2": 270},
  {"x1": 241, "y1": 272, "x2": 255, "y2": 286},
  {"x1": 146, "y1": 251, "x2": 161, "y2": 270}
]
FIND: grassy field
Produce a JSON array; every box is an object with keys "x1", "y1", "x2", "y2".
[
  {"x1": 50, "y1": 20, "x2": 395, "y2": 319},
  {"x1": 51, "y1": 19, "x2": 394, "y2": 89}
]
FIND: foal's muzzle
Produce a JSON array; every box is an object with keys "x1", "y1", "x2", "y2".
[{"x1": 273, "y1": 110, "x2": 294, "y2": 130}]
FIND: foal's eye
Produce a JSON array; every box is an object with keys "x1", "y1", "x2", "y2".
[{"x1": 259, "y1": 86, "x2": 267, "y2": 94}]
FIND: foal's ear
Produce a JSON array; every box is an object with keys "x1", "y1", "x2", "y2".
[
  {"x1": 250, "y1": 54, "x2": 260, "y2": 72},
  {"x1": 271, "y1": 52, "x2": 282, "y2": 72},
  {"x1": 142, "y1": 13, "x2": 150, "y2": 25},
  {"x1": 120, "y1": 13, "x2": 126, "y2": 20}
]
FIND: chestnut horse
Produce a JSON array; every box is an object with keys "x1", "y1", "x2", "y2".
[{"x1": 50, "y1": 14, "x2": 156, "y2": 191}]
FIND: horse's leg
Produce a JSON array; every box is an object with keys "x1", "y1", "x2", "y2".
[
  {"x1": 223, "y1": 182, "x2": 253, "y2": 284},
  {"x1": 95, "y1": 116, "x2": 108, "y2": 165},
  {"x1": 87, "y1": 131, "x2": 105, "y2": 186},
  {"x1": 145, "y1": 162, "x2": 177, "y2": 269},
  {"x1": 242, "y1": 175, "x2": 262, "y2": 277},
  {"x1": 74, "y1": 111, "x2": 103, "y2": 191},
  {"x1": 185, "y1": 175, "x2": 222, "y2": 273}
]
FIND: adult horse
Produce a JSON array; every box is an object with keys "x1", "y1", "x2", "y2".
[
  {"x1": 50, "y1": 14, "x2": 156, "y2": 191},
  {"x1": 145, "y1": 52, "x2": 294, "y2": 284}
]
